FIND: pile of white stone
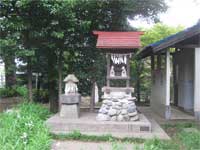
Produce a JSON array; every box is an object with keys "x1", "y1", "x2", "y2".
[{"x1": 96, "y1": 96, "x2": 139, "y2": 121}]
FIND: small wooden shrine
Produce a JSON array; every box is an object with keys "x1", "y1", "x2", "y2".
[{"x1": 93, "y1": 31, "x2": 143, "y2": 121}]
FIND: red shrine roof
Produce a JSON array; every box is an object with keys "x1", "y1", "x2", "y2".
[{"x1": 93, "y1": 31, "x2": 143, "y2": 49}]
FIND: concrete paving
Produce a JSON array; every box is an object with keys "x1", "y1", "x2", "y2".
[
  {"x1": 51, "y1": 140, "x2": 142, "y2": 150},
  {"x1": 138, "y1": 106, "x2": 195, "y2": 124}
]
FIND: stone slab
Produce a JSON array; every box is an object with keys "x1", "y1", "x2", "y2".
[
  {"x1": 60, "y1": 94, "x2": 81, "y2": 104},
  {"x1": 60, "y1": 104, "x2": 79, "y2": 118},
  {"x1": 46, "y1": 112, "x2": 170, "y2": 139}
]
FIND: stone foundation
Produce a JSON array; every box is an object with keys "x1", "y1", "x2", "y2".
[{"x1": 96, "y1": 95, "x2": 139, "y2": 121}]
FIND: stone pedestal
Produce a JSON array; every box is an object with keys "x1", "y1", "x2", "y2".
[
  {"x1": 60, "y1": 104, "x2": 80, "y2": 118},
  {"x1": 60, "y1": 94, "x2": 81, "y2": 118},
  {"x1": 96, "y1": 87, "x2": 139, "y2": 121}
]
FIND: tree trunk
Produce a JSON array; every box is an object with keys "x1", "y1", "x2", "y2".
[
  {"x1": 49, "y1": 79, "x2": 57, "y2": 113},
  {"x1": 48, "y1": 50, "x2": 58, "y2": 113},
  {"x1": 58, "y1": 49, "x2": 63, "y2": 111},
  {"x1": 136, "y1": 73, "x2": 141, "y2": 103},
  {"x1": 22, "y1": 30, "x2": 33, "y2": 102},
  {"x1": 27, "y1": 57, "x2": 33, "y2": 102},
  {"x1": 4, "y1": 54, "x2": 16, "y2": 88},
  {"x1": 136, "y1": 61, "x2": 142, "y2": 103}
]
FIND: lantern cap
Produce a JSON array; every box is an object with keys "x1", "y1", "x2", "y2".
[{"x1": 63, "y1": 74, "x2": 79, "y2": 83}]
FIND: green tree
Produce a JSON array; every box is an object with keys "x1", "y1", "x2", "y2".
[
  {"x1": 0, "y1": 0, "x2": 168, "y2": 111},
  {"x1": 141, "y1": 23, "x2": 184, "y2": 46}
]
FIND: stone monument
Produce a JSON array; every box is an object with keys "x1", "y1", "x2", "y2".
[
  {"x1": 93, "y1": 31, "x2": 143, "y2": 121},
  {"x1": 59, "y1": 74, "x2": 81, "y2": 118}
]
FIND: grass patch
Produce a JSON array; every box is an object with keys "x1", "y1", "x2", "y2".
[
  {"x1": 178, "y1": 130, "x2": 200, "y2": 150},
  {"x1": 144, "y1": 138, "x2": 179, "y2": 150},
  {"x1": 161, "y1": 122, "x2": 200, "y2": 150},
  {"x1": 0, "y1": 102, "x2": 51, "y2": 150},
  {"x1": 162, "y1": 122, "x2": 199, "y2": 137},
  {"x1": 51, "y1": 130, "x2": 145, "y2": 143}
]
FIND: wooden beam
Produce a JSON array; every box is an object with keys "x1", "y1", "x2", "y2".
[
  {"x1": 151, "y1": 55, "x2": 155, "y2": 83},
  {"x1": 153, "y1": 28, "x2": 200, "y2": 53},
  {"x1": 175, "y1": 44, "x2": 200, "y2": 48},
  {"x1": 106, "y1": 53, "x2": 110, "y2": 87},
  {"x1": 126, "y1": 54, "x2": 130, "y2": 87}
]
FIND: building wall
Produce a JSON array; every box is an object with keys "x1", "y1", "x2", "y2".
[{"x1": 175, "y1": 49, "x2": 194, "y2": 111}]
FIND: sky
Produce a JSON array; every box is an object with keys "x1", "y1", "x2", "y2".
[{"x1": 129, "y1": 0, "x2": 200, "y2": 28}]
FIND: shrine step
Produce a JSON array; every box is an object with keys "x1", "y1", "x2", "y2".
[{"x1": 46, "y1": 113, "x2": 152, "y2": 134}]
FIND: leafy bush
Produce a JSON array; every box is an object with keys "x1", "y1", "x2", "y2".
[
  {"x1": 0, "y1": 87, "x2": 18, "y2": 98},
  {"x1": 0, "y1": 86, "x2": 49, "y2": 103},
  {"x1": 0, "y1": 102, "x2": 51, "y2": 150},
  {"x1": 0, "y1": 86, "x2": 28, "y2": 98},
  {"x1": 15, "y1": 86, "x2": 28, "y2": 98},
  {"x1": 33, "y1": 89, "x2": 49, "y2": 103}
]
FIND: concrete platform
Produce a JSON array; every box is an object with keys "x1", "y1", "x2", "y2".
[
  {"x1": 138, "y1": 106, "x2": 195, "y2": 124},
  {"x1": 46, "y1": 112, "x2": 170, "y2": 139},
  {"x1": 51, "y1": 140, "x2": 141, "y2": 150}
]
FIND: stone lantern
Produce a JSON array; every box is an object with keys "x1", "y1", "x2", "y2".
[{"x1": 59, "y1": 74, "x2": 81, "y2": 118}]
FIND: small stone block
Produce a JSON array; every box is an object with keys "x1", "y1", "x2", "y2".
[{"x1": 60, "y1": 104, "x2": 79, "y2": 118}]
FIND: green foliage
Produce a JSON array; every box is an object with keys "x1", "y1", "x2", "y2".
[
  {"x1": 0, "y1": 86, "x2": 28, "y2": 98},
  {"x1": 158, "y1": 122, "x2": 200, "y2": 150},
  {"x1": 162, "y1": 122, "x2": 195, "y2": 130},
  {"x1": 141, "y1": 23, "x2": 184, "y2": 47},
  {"x1": 32, "y1": 89, "x2": 49, "y2": 103},
  {"x1": 17, "y1": 102, "x2": 51, "y2": 120},
  {"x1": 144, "y1": 138, "x2": 179, "y2": 150},
  {"x1": 0, "y1": 87, "x2": 18, "y2": 98},
  {"x1": 0, "y1": 0, "x2": 169, "y2": 110},
  {"x1": 178, "y1": 130, "x2": 200, "y2": 150},
  {"x1": 15, "y1": 86, "x2": 28, "y2": 98},
  {"x1": 52, "y1": 131, "x2": 145, "y2": 143},
  {"x1": 0, "y1": 102, "x2": 51, "y2": 150}
]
